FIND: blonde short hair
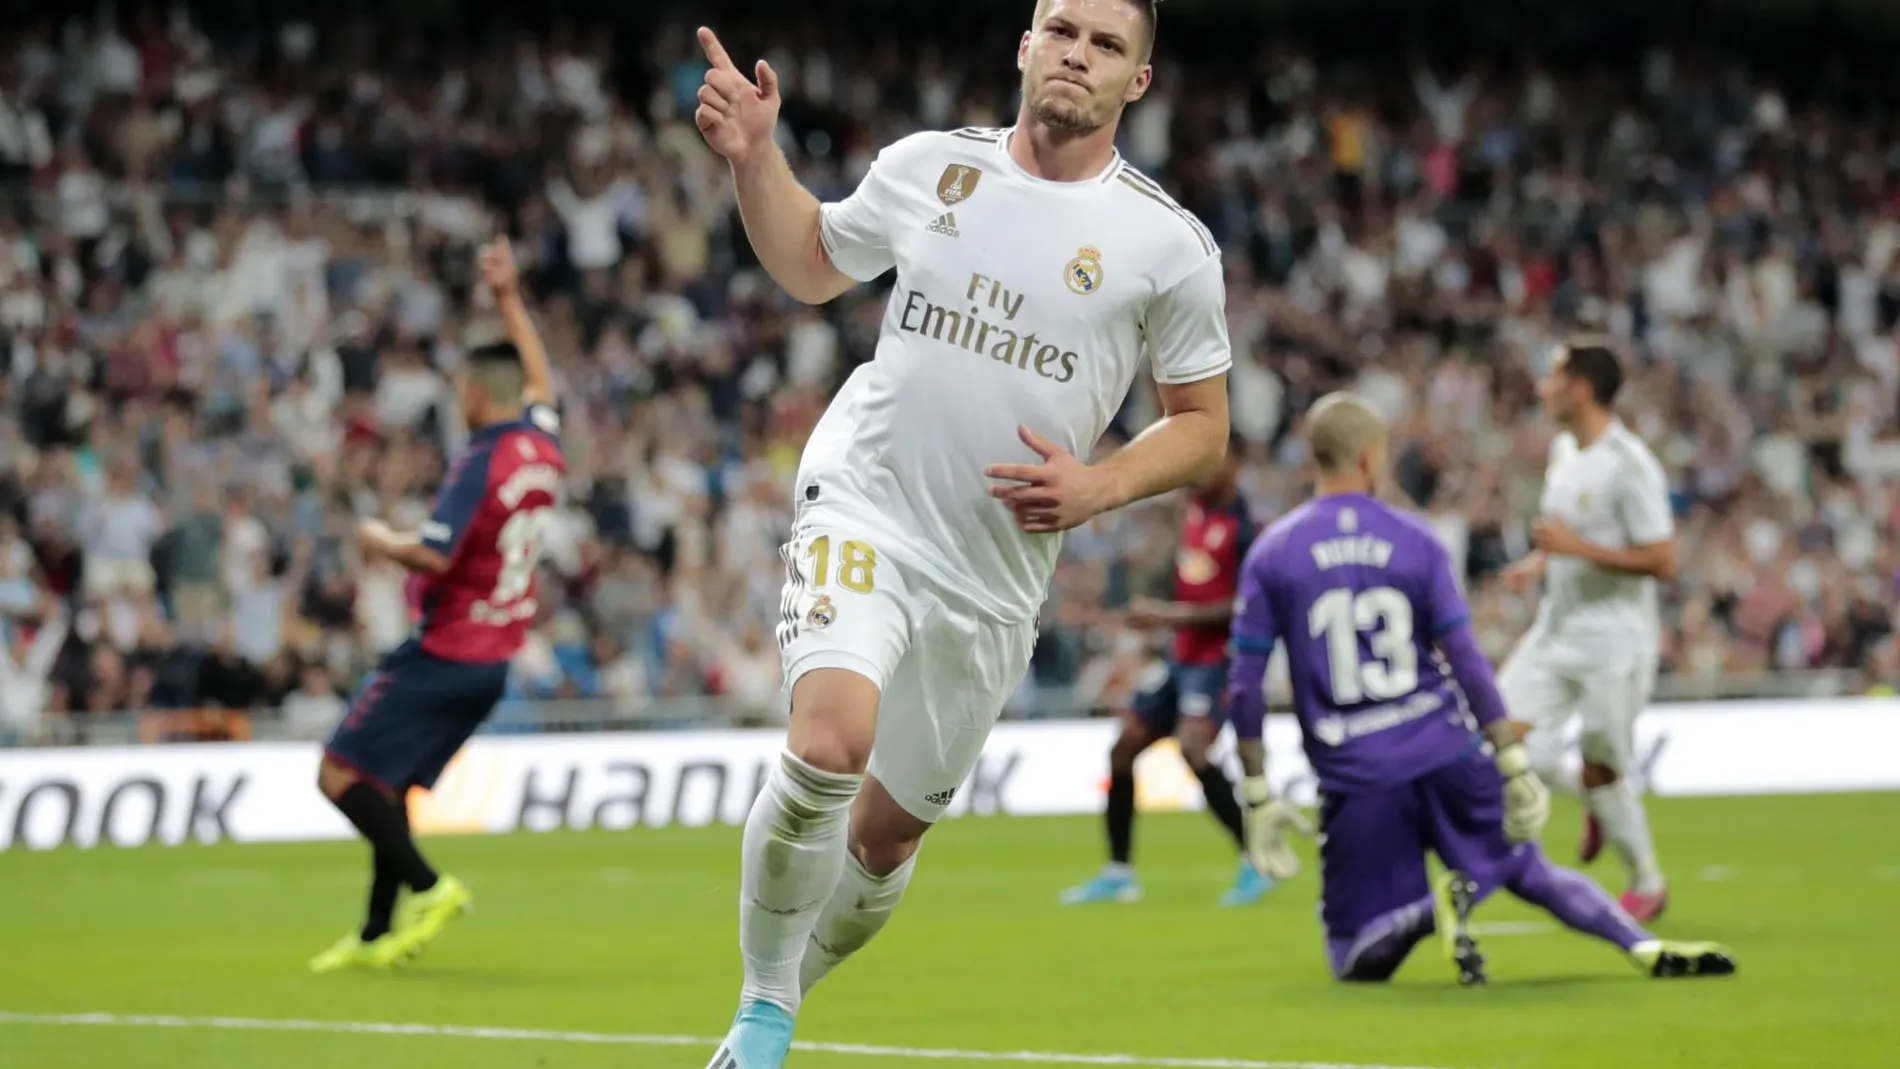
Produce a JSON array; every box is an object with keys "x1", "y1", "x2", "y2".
[{"x1": 1304, "y1": 392, "x2": 1388, "y2": 474}]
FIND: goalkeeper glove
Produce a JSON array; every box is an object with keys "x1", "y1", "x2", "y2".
[
  {"x1": 1240, "y1": 775, "x2": 1312, "y2": 881},
  {"x1": 1494, "y1": 741, "x2": 1550, "y2": 843}
]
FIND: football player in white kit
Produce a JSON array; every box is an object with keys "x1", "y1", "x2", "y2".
[
  {"x1": 1499, "y1": 339, "x2": 1677, "y2": 924},
  {"x1": 691, "y1": 2, "x2": 1232, "y2": 1066}
]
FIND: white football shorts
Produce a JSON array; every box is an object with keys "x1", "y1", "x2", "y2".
[
  {"x1": 775, "y1": 492, "x2": 1037, "y2": 824},
  {"x1": 1497, "y1": 635, "x2": 1659, "y2": 777}
]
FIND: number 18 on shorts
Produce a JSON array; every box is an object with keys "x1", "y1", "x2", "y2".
[{"x1": 774, "y1": 504, "x2": 1035, "y2": 824}]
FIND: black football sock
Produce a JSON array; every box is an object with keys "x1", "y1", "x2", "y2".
[
  {"x1": 362, "y1": 849, "x2": 401, "y2": 941},
  {"x1": 1195, "y1": 763, "x2": 1247, "y2": 849},
  {"x1": 361, "y1": 792, "x2": 408, "y2": 940},
  {"x1": 333, "y1": 782, "x2": 439, "y2": 893},
  {"x1": 1106, "y1": 769, "x2": 1136, "y2": 865}
]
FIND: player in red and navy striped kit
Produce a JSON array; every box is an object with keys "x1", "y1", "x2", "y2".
[
  {"x1": 310, "y1": 239, "x2": 566, "y2": 973},
  {"x1": 1061, "y1": 433, "x2": 1276, "y2": 907}
]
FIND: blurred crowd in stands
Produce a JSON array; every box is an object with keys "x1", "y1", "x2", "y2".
[{"x1": 2, "y1": 3, "x2": 1898, "y2": 745}]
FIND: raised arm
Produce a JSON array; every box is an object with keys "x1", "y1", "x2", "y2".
[
  {"x1": 2, "y1": 596, "x2": 69, "y2": 685},
  {"x1": 731, "y1": 142, "x2": 858, "y2": 306},
  {"x1": 694, "y1": 27, "x2": 857, "y2": 305},
  {"x1": 479, "y1": 239, "x2": 555, "y2": 407}
]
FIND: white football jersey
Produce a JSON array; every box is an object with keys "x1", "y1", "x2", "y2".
[
  {"x1": 1529, "y1": 419, "x2": 1674, "y2": 660},
  {"x1": 808, "y1": 126, "x2": 1231, "y2": 623}
]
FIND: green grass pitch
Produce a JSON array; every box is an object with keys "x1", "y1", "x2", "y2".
[{"x1": 2, "y1": 793, "x2": 1896, "y2": 1069}]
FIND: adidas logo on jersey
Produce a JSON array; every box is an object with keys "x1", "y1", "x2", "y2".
[
  {"x1": 924, "y1": 788, "x2": 957, "y2": 807},
  {"x1": 925, "y1": 213, "x2": 959, "y2": 237}
]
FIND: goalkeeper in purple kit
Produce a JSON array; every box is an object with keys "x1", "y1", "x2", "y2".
[{"x1": 1223, "y1": 393, "x2": 1735, "y2": 985}]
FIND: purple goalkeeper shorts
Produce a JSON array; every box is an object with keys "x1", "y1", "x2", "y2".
[{"x1": 1316, "y1": 744, "x2": 1534, "y2": 943}]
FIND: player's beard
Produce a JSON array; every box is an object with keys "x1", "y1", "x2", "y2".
[{"x1": 1023, "y1": 71, "x2": 1120, "y2": 135}]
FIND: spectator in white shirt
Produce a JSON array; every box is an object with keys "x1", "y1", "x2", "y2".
[
  {"x1": 281, "y1": 663, "x2": 348, "y2": 739},
  {"x1": 0, "y1": 518, "x2": 39, "y2": 617},
  {"x1": 81, "y1": 464, "x2": 163, "y2": 598},
  {"x1": 0, "y1": 90, "x2": 54, "y2": 179},
  {"x1": 221, "y1": 488, "x2": 272, "y2": 597},
  {"x1": 375, "y1": 341, "x2": 449, "y2": 430},
  {"x1": 717, "y1": 623, "x2": 783, "y2": 724},
  {"x1": 0, "y1": 601, "x2": 67, "y2": 745},
  {"x1": 547, "y1": 167, "x2": 623, "y2": 271},
  {"x1": 271, "y1": 370, "x2": 342, "y2": 463},
  {"x1": 55, "y1": 145, "x2": 110, "y2": 245},
  {"x1": 231, "y1": 556, "x2": 290, "y2": 666},
  {"x1": 355, "y1": 558, "x2": 414, "y2": 656}
]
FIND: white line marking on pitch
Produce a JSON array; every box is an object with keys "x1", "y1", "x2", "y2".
[{"x1": 0, "y1": 1011, "x2": 1457, "y2": 1069}]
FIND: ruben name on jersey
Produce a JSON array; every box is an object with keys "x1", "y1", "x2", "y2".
[
  {"x1": 1530, "y1": 420, "x2": 1673, "y2": 656},
  {"x1": 414, "y1": 402, "x2": 566, "y2": 663},
  {"x1": 812, "y1": 126, "x2": 1232, "y2": 623},
  {"x1": 1230, "y1": 494, "x2": 1493, "y2": 793}
]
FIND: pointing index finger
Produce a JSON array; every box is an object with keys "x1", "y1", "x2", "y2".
[{"x1": 697, "y1": 27, "x2": 737, "y2": 72}]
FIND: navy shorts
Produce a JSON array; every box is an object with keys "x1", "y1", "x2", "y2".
[
  {"x1": 1132, "y1": 659, "x2": 1229, "y2": 735},
  {"x1": 325, "y1": 641, "x2": 510, "y2": 793}
]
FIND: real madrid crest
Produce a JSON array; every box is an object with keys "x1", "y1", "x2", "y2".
[
  {"x1": 1065, "y1": 246, "x2": 1104, "y2": 296},
  {"x1": 807, "y1": 596, "x2": 837, "y2": 629},
  {"x1": 937, "y1": 165, "x2": 982, "y2": 206}
]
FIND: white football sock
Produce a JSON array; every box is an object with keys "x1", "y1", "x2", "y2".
[
  {"x1": 1587, "y1": 781, "x2": 1665, "y2": 895},
  {"x1": 739, "y1": 751, "x2": 863, "y2": 1014},
  {"x1": 798, "y1": 848, "x2": 918, "y2": 996}
]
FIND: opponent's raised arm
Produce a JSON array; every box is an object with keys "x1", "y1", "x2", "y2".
[
  {"x1": 695, "y1": 27, "x2": 857, "y2": 306},
  {"x1": 479, "y1": 239, "x2": 554, "y2": 407}
]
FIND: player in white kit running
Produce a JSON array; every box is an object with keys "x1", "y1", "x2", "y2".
[
  {"x1": 691, "y1": 3, "x2": 1232, "y2": 1066},
  {"x1": 1498, "y1": 338, "x2": 1677, "y2": 924}
]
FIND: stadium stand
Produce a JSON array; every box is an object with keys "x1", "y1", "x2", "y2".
[{"x1": 1, "y1": 1, "x2": 1895, "y2": 748}]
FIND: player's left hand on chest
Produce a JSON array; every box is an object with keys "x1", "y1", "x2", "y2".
[{"x1": 984, "y1": 425, "x2": 1114, "y2": 535}]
